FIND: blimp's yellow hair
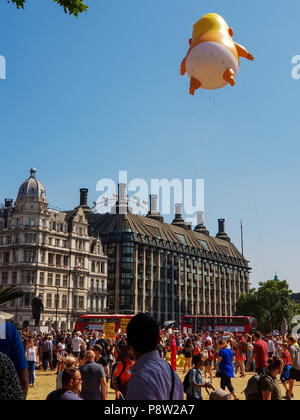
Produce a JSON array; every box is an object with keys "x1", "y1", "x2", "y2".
[{"x1": 192, "y1": 13, "x2": 229, "y2": 40}]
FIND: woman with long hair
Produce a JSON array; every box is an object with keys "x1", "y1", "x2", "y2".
[
  {"x1": 183, "y1": 339, "x2": 194, "y2": 374},
  {"x1": 56, "y1": 355, "x2": 76, "y2": 390},
  {"x1": 235, "y1": 335, "x2": 246, "y2": 378},
  {"x1": 25, "y1": 338, "x2": 38, "y2": 388},
  {"x1": 203, "y1": 339, "x2": 214, "y2": 384},
  {"x1": 218, "y1": 339, "x2": 238, "y2": 400},
  {"x1": 106, "y1": 339, "x2": 115, "y2": 379},
  {"x1": 112, "y1": 343, "x2": 135, "y2": 400}
]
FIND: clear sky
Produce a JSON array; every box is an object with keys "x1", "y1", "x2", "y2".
[{"x1": 0, "y1": 0, "x2": 299, "y2": 292}]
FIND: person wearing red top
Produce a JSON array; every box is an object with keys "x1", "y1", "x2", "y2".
[
  {"x1": 235, "y1": 336, "x2": 246, "y2": 378},
  {"x1": 111, "y1": 343, "x2": 135, "y2": 400},
  {"x1": 247, "y1": 331, "x2": 268, "y2": 376},
  {"x1": 280, "y1": 343, "x2": 292, "y2": 397},
  {"x1": 171, "y1": 335, "x2": 177, "y2": 371}
]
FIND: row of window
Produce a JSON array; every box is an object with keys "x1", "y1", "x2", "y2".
[
  {"x1": 8, "y1": 292, "x2": 106, "y2": 313},
  {"x1": 122, "y1": 238, "x2": 243, "y2": 264},
  {"x1": 0, "y1": 271, "x2": 106, "y2": 290}
]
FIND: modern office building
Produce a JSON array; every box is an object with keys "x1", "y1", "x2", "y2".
[{"x1": 88, "y1": 185, "x2": 251, "y2": 326}]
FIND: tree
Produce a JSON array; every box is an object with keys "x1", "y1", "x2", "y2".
[
  {"x1": 8, "y1": 0, "x2": 88, "y2": 17},
  {"x1": 235, "y1": 279, "x2": 299, "y2": 333},
  {"x1": 0, "y1": 286, "x2": 23, "y2": 307},
  {"x1": 235, "y1": 288, "x2": 260, "y2": 318}
]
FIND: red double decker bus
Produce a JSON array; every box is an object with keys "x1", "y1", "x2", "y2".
[
  {"x1": 181, "y1": 315, "x2": 257, "y2": 335},
  {"x1": 75, "y1": 314, "x2": 134, "y2": 333}
]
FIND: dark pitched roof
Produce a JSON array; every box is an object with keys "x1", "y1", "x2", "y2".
[{"x1": 87, "y1": 213, "x2": 249, "y2": 269}]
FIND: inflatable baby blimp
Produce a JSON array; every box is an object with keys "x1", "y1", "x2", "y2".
[{"x1": 180, "y1": 13, "x2": 254, "y2": 95}]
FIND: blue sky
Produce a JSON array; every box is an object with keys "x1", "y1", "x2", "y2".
[{"x1": 0, "y1": 0, "x2": 299, "y2": 291}]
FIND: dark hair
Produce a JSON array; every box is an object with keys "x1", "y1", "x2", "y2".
[
  {"x1": 254, "y1": 331, "x2": 262, "y2": 339},
  {"x1": 192, "y1": 354, "x2": 203, "y2": 366},
  {"x1": 93, "y1": 344, "x2": 102, "y2": 353},
  {"x1": 62, "y1": 368, "x2": 78, "y2": 387},
  {"x1": 117, "y1": 342, "x2": 129, "y2": 361},
  {"x1": 127, "y1": 313, "x2": 160, "y2": 354},
  {"x1": 267, "y1": 356, "x2": 282, "y2": 371}
]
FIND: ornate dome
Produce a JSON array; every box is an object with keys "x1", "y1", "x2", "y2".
[{"x1": 17, "y1": 168, "x2": 47, "y2": 202}]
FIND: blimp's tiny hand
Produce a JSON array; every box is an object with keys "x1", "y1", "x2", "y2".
[{"x1": 180, "y1": 60, "x2": 186, "y2": 76}]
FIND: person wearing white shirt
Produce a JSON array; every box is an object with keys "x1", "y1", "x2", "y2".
[
  {"x1": 71, "y1": 332, "x2": 84, "y2": 358},
  {"x1": 25, "y1": 339, "x2": 38, "y2": 387},
  {"x1": 266, "y1": 335, "x2": 277, "y2": 358}
]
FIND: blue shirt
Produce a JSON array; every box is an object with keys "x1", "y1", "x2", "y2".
[
  {"x1": 187, "y1": 368, "x2": 203, "y2": 400},
  {"x1": 219, "y1": 348, "x2": 235, "y2": 378},
  {"x1": 0, "y1": 322, "x2": 28, "y2": 371}
]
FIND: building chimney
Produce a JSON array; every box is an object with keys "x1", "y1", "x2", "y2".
[
  {"x1": 197, "y1": 211, "x2": 204, "y2": 226},
  {"x1": 194, "y1": 211, "x2": 209, "y2": 236},
  {"x1": 146, "y1": 194, "x2": 164, "y2": 223},
  {"x1": 116, "y1": 183, "x2": 128, "y2": 214},
  {"x1": 216, "y1": 218, "x2": 230, "y2": 242},
  {"x1": 175, "y1": 203, "x2": 183, "y2": 218},
  {"x1": 171, "y1": 203, "x2": 186, "y2": 229},
  {"x1": 118, "y1": 184, "x2": 127, "y2": 203},
  {"x1": 150, "y1": 195, "x2": 158, "y2": 214},
  {"x1": 218, "y1": 219, "x2": 225, "y2": 233},
  {"x1": 80, "y1": 189, "x2": 88, "y2": 207},
  {"x1": 5, "y1": 199, "x2": 13, "y2": 209}
]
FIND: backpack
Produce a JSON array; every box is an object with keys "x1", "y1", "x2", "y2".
[
  {"x1": 183, "y1": 369, "x2": 193, "y2": 394},
  {"x1": 244, "y1": 374, "x2": 274, "y2": 401},
  {"x1": 110, "y1": 361, "x2": 126, "y2": 391},
  {"x1": 209, "y1": 388, "x2": 231, "y2": 401}
]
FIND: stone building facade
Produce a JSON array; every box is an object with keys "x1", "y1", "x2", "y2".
[{"x1": 0, "y1": 169, "x2": 108, "y2": 330}]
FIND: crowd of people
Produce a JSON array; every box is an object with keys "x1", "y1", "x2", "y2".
[{"x1": 0, "y1": 312, "x2": 300, "y2": 401}]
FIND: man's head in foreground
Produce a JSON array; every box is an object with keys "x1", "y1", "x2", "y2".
[{"x1": 127, "y1": 313, "x2": 160, "y2": 359}]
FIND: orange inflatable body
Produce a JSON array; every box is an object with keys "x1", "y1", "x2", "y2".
[{"x1": 180, "y1": 13, "x2": 254, "y2": 95}]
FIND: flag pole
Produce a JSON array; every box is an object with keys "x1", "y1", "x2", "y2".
[{"x1": 241, "y1": 220, "x2": 244, "y2": 256}]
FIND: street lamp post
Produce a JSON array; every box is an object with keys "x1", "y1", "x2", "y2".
[
  {"x1": 66, "y1": 266, "x2": 71, "y2": 331},
  {"x1": 211, "y1": 278, "x2": 215, "y2": 333},
  {"x1": 55, "y1": 286, "x2": 59, "y2": 332}
]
